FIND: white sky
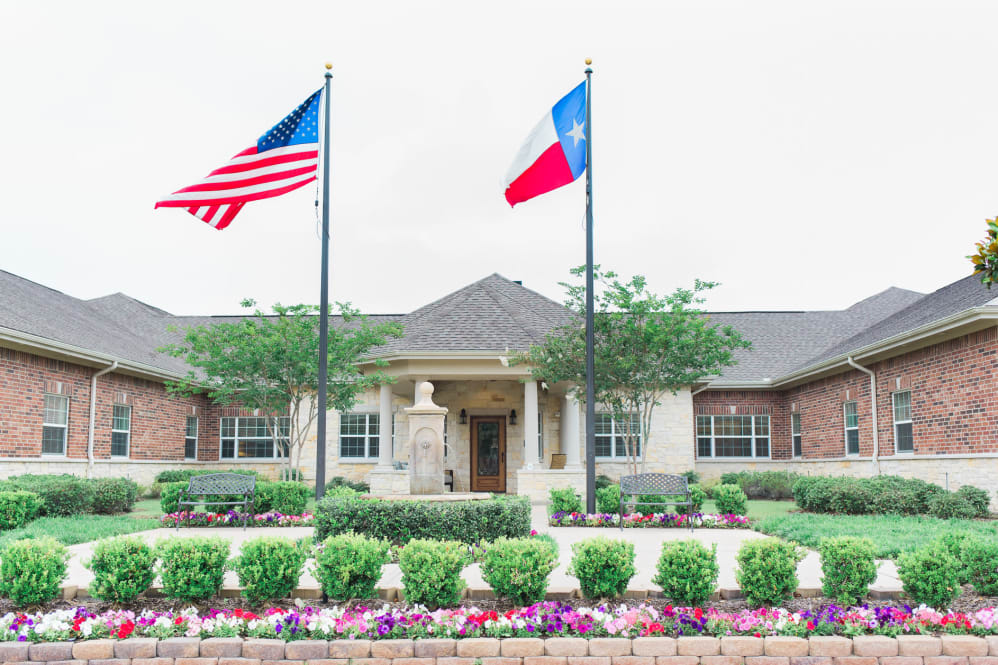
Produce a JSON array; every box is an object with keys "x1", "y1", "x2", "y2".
[{"x1": 2, "y1": 0, "x2": 996, "y2": 316}]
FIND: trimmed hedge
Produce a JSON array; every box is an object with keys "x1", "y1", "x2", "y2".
[
  {"x1": 154, "y1": 469, "x2": 263, "y2": 484},
  {"x1": 314, "y1": 495, "x2": 531, "y2": 545},
  {"x1": 792, "y1": 475, "x2": 946, "y2": 516},
  {"x1": 92, "y1": 478, "x2": 139, "y2": 514},
  {"x1": 720, "y1": 470, "x2": 803, "y2": 500},
  {"x1": 0, "y1": 490, "x2": 43, "y2": 530},
  {"x1": 0, "y1": 474, "x2": 96, "y2": 516}
]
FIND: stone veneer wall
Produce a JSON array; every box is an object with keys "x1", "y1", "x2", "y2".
[{"x1": 8, "y1": 634, "x2": 998, "y2": 665}]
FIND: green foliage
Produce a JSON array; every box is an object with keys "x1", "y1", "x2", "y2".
[
  {"x1": 934, "y1": 532, "x2": 975, "y2": 583},
  {"x1": 159, "y1": 300, "x2": 404, "y2": 479},
  {"x1": 315, "y1": 495, "x2": 530, "y2": 545},
  {"x1": 86, "y1": 536, "x2": 156, "y2": 603},
  {"x1": 897, "y1": 541, "x2": 962, "y2": 608},
  {"x1": 595, "y1": 474, "x2": 616, "y2": 490},
  {"x1": 550, "y1": 487, "x2": 583, "y2": 514},
  {"x1": 680, "y1": 470, "x2": 701, "y2": 485},
  {"x1": 713, "y1": 484, "x2": 748, "y2": 515},
  {"x1": 596, "y1": 485, "x2": 620, "y2": 513},
  {"x1": 676, "y1": 485, "x2": 707, "y2": 515},
  {"x1": 514, "y1": 267, "x2": 750, "y2": 473},
  {"x1": 154, "y1": 469, "x2": 262, "y2": 484},
  {"x1": 652, "y1": 539, "x2": 718, "y2": 606},
  {"x1": 955, "y1": 485, "x2": 991, "y2": 517},
  {"x1": 398, "y1": 539, "x2": 470, "y2": 609},
  {"x1": 325, "y1": 485, "x2": 361, "y2": 498},
  {"x1": 324, "y1": 476, "x2": 370, "y2": 494},
  {"x1": 92, "y1": 478, "x2": 139, "y2": 514},
  {"x1": 156, "y1": 536, "x2": 230, "y2": 601},
  {"x1": 793, "y1": 475, "x2": 945, "y2": 516},
  {"x1": 568, "y1": 536, "x2": 637, "y2": 599},
  {"x1": 969, "y1": 217, "x2": 998, "y2": 288},
  {"x1": 2, "y1": 474, "x2": 96, "y2": 516},
  {"x1": 315, "y1": 532, "x2": 390, "y2": 600},
  {"x1": 255, "y1": 481, "x2": 310, "y2": 514},
  {"x1": 818, "y1": 537, "x2": 878, "y2": 604},
  {"x1": 481, "y1": 537, "x2": 558, "y2": 606},
  {"x1": 720, "y1": 471, "x2": 802, "y2": 500},
  {"x1": 928, "y1": 492, "x2": 977, "y2": 520},
  {"x1": 0, "y1": 491, "x2": 42, "y2": 530},
  {"x1": 960, "y1": 537, "x2": 998, "y2": 596},
  {"x1": 0, "y1": 537, "x2": 68, "y2": 606},
  {"x1": 0, "y1": 514, "x2": 158, "y2": 551},
  {"x1": 231, "y1": 536, "x2": 308, "y2": 604},
  {"x1": 160, "y1": 482, "x2": 187, "y2": 514},
  {"x1": 735, "y1": 537, "x2": 804, "y2": 607}
]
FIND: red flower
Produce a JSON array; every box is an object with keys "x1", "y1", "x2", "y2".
[
  {"x1": 117, "y1": 621, "x2": 135, "y2": 639},
  {"x1": 753, "y1": 632, "x2": 762, "y2": 638},
  {"x1": 694, "y1": 608, "x2": 703, "y2": 620},
  {"x1": 174, "y1": 617, "x2": 184, "y2": 625},
  {"x1": 647, "y1": 622, "x2": 664, "y2": 634},
  {"x1": 806, "y1": 621, "x2": 815, "y2": 631}
]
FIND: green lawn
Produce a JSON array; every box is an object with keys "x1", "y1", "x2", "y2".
[
  {"x1": 0, "y1": 515, "x2": 160, "y2": 550},
  {"x1": 753, "y1": 512, "x2": 998, "y2": 558},
  {"x1": 132, "y1": 497, "x2": 164, "y2": 518},
  {"x1": 704, "y1": 499, "x2": 795, "y2": 519}
]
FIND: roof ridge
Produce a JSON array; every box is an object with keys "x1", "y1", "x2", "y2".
[{"x1": 479, "y1": 281, "x2": 549, "y2": 344}]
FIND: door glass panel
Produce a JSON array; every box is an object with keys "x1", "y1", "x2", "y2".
[{"x1": 477, "y1": 422, "x2": 500, "y2": 477}]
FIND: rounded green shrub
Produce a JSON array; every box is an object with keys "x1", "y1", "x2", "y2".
[
  {"x1": 0, "y1": 490, "x2": 42, "y2": 530},
  {"x1": 960, "y1": 537, "x2": 998, "y2": 596},
  {"x1": 315, "y1": 532, "x2": 390, "y2": 600},
  {"x1": 157, "y1": 536, "x2": 230, "y2": 601},
  {"x1": 568, "y1": 536, "x2": 637, "y2": 599},
  {"x1": 713, "y1": 484, "x2": 748, "y2": 515},
  {"x1": 0, "y1": 537, "x2": 68, "y2": 606},
  {"x1": 159, "y1": 482, "x2": 187, "y2": 514},
  {"x1": 232, "y1": 536, "x2": 308, "y2": 604},
  {"x1": 955, "y1": 485, "x2": 991, "y2": 517},
  {"x1": 481, "y1": 537, "x2": 558, "y2": 606},
  {"x1": 928, "y1": 492, "x2": 977, "y2": 520},
  {"x1": 596, "y1": 485, "x2": 620, "y2": 514},
  {"x1": 550, "y1": 487, "x2": 583, "y2": 514},
  {"x1": 652, "y1": 539, "x2": 718, "y2": 606},
  {"x1": 735, "y1": 537, "x2": 803, "y2": 607},
  {"x1": 398, "y1": 539, "x2": 470, "y2": 609},
  {"x1": 6, "y1": 474, "x2": 95, "y2": 516},
  {"x1": 933, "y1": 532, "x2": 975, "y2": 584},
  {"x1": 254, "y1": 481, "x2": 309, "y2": 514},
  {"x1": 92, "y1": 478, "x2": 139, "y2": 514},
  {"x1": 897, "y1": 541, "x2": 962, "y2": 608},
  {"x1": 818, "y1": 536, "x2": 878, "y2": 604},
  {"x1": 87, "y1": 535, "x2": 155, "y2": 603},
  {"x1": 676, "y1": 485, "x2": 707, "y2": 515},
  {"x1": 323, "y1": 476, "x2": 369, "y2": 494}
]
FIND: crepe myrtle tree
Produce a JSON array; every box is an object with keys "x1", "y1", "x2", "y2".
[
  {"x1": 159, "y1": 300, "x2": 403, "y2": 480},
  {"x1": 969, "y1": 217, "x2": 998, "y2": 288},
  {"x1": 515, "y1": 267, "x2": 750, "y2": 476}
]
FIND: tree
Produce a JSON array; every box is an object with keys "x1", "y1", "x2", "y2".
[
  {"x1": 969, "y1": 217, "x2": 998, "y2": 288},
  {"x1": 514, "y1": 267, "x2": 750, "y2": 475},
  {"x1": 159, "y1": 300, "x2": 404, "y2": 479}
]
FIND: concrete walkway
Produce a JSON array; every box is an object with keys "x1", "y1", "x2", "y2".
[{"x1": 61, "y1": 505, "x2": 901, "y2": 600}]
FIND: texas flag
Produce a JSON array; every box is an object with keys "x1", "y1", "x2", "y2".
[{"x1": 504, "y1": 82, "x2": 587, "y2": 207}]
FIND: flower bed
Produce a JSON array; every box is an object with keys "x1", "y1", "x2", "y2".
[
  {"x1": 158, "y1": 511, "x2": 314, "y2": 528},
  {"x1": 549, "y1": 511, "x2": 749, "y2": 528},
  {"x1": 5, "y1": 602, "x2": 998, "y2": 643}
]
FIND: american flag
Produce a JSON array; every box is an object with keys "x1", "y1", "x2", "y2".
[{"x1": 155, "y1": 89, "x2": 322, "y2": 230}]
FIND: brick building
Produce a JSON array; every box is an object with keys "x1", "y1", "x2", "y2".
[{"x1": 2, "y1": 269, "x2": 996, "y2": 502}]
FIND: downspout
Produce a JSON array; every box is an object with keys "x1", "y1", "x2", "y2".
[
  {"x1": 87, "y1": 360, "x2": 118, "y2": 478},
  {"x1": 846, "y1": 356, "x2": 880, "y2": 475}
]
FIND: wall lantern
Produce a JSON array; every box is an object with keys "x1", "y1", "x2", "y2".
[
  {"x1": 459, "y1": 409, "x2": 467, "y2": 425},
  {"x1": 509, "y1": 409, "x2": 517, "y2": 425}
]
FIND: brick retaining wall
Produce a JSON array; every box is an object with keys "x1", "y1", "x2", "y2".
[{"x1": 5, "y1": 636, "x2": 998, "y2": 665}]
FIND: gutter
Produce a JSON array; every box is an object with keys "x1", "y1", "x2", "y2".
[
  {"x1": 87, "y1": 361, "x2": 118, "y2": 477},
  {"x1": 846, "y1": 356, "x2": 879, "y2": 475}
]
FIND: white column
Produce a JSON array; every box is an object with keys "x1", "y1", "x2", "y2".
[
  {"x1": 524, "y1": 380, "x2": 539, "y2": 468},
  {"x1": 378, "y1": 384, "x2": 393, "y2": 467},
  {"x1": 561, "y1": 392, "x2": 582, "y2": 468}
]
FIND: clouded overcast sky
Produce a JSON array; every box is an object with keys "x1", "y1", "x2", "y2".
[{"x1": 2, "y1": 1, "x2": 996, "y2": 316}]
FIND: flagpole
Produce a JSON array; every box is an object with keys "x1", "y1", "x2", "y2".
[
  {"x1": 583, "y1": 58, "x2": 596, "y2": 514},
  {"x1": 315, "y1": 63, "x2": 333, "y2": 500}
]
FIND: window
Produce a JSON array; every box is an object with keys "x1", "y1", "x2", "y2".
[
  {"x1": 219, "y1": 416, "x2": 290, "y2": 459},
  {"x1": 791, "y1": 412, "x2": 802, "y2": 457},
  {"x1": 595, "y1": 413, "x2": 641, "y2": 460},
  {"x1": 538, "y1": 411, "x2": 544, "y2": 460},
  {"x1": 42, "y1": 394, "x2": 68, "y2": 455},
  {"x1": 339, "y1": 413, "x2": 379, "y2": 459},
  {"x1": 893, "y1": 390, "x2": 913, "y2": 453},
  {"x1": 844, "y1": 401, "x2": 859, "y2": 455},
  {"x1": 111, "y1": 405, "x2": 131, "y2": 457},
  {"x1": 695, "y1": 414, "x2": 771, "y2": 458},
  {"x1": 185, "y1": 416, "x2": 198, "y2": 460}
]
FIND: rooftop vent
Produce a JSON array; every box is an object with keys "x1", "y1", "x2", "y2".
[{"x1": 513, "y1": 280, "x2": 523, "y2": 285}]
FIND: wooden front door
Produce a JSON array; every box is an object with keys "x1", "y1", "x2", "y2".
[{"x1": 470, "y1": 416, "x2": 506, "y2": 492}]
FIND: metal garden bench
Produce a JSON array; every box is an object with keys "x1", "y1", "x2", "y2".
[
  {"x1": 176, "y1": 473, "x2": 256, "y2": 530},
  {"x1": 619, "y1": 473, "x2": 694, "y2": 532}
]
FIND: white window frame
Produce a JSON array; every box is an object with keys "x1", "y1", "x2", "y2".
[
  {"x1": 893, "y1": 390, "x2": 914, "y2": 453},
  {"x1": 42, "y1": 394, "x2": 69, "y2": 456},
  {"x1": 218, "y1": 416, "x2": 290, "y2": 460},
  {"x1": 338, "y1": 412, "x2": 380, "y2": 462},
  {"x1": 791, "y1": 412, "x2": 802, "y2": 458},
  {"x1": 111, "y1": 404, "x2": 131, "y2": 458},
  {"x1": 844, "y1": 401, "x2": 859, "y2": 456},
  {"x1": 184, "y1": 416, "x2": 198, "y2": 460},
  {"x1": 538, "y1": 411, "x2": 544, "y2": 460},
  {"x1": 695, "y1": 414, "x2": 771, "y2": 459},
  {"x1": 594, "y1": 412, "x2": 642, "y2": 461}
]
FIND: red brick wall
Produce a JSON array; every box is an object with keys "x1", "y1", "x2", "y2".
[
  {"x1": 694, "y1": 327, "x2": 998, "y2": 459},
  {"x1": 0, "y1": 347, "x2": 215, "y2": 461}
]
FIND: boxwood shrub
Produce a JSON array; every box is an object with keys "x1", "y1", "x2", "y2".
[
  {"x1": 86, "y1": 535, "x2": 156, "y2": 603},
  {"x1": 255, "y1": 481, "x2": 310, "y2": 514},
  {"x1": 0, "y1": 537, "x2": 69, "y2": 606},
  {"x1": 0, "y1": 490, "x2": 42, "y2": 530},
  {"x1": 314, "y1": 495, "x2": 530, "y2": 544},
  {"x1": 928, "y1": 492, "x2": 977, "y2": 520},
  {"x1": 792, "y1": 475, "x2": 946, "y2": 516},
  {"x1": 719, "y1": 470, "x2": 803, "y2": 499},
  {"x1": 480, "y1": 536, "x2": 558, "y2": 606},
  {"x1": 92, "y1": 478, "x2": 139, "y2": 514},
  {"x1": 399, "y1": 539, "x2": 470, "y2": 609},
  {"x1": 735, "y1": 537, "x2": 804, "y2": 607},
  {"x1": 897, "y1": 541, "x2": 962, "y2": 608},
  {"x1": 956, "y1": 485, "x2": 991, "y2": 517},
  {"x1": 231, "y1": 536, "x2": 308, "y2": 604},
  {"x1": 315, "y1": 532, "x2": 391, "y2": 600},
  {"x1": 568, "y1": 536, "x2": 636, "y2": 599},
  {"x1": 713, "y1": 484, "x2": 748, "y2": 515},
  {"x1": 549, "y1": 487, "x2": 583, "y2": 514},
  {"x1": 596, "y1": 485, "x2": 620, "y2": 514},
  {"x1": 961, "y1": 537, "x2": 998, "y2": 596},
  {"x1": 157, "y1": 536, "x2": 230, "y2": 601},
  {"x1": 818, "y1": 536, "x2": 878, "y2": 604},
  {"x1": 0, "y1": 474, "x2": 95, "y2": 516},
  {"x1": 652, "y1": 539, "x2": 718, "y2": 606}
]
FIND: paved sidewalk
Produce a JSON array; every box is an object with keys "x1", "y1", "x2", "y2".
[{"x1": 62, "y1": 505, "x2": 901, "y2": 599}]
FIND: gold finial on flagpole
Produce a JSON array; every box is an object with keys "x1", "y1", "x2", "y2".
[
  {"x1": 325, "y1": 63, "x2": 332, "y2": 70},
  {"x1": 585, "y1": 58, "x2": 592, "y2": 65}
]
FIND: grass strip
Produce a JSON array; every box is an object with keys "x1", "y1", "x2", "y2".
[{"x1": 0, "y1": 515, "x2": 159, "y2": 549}]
